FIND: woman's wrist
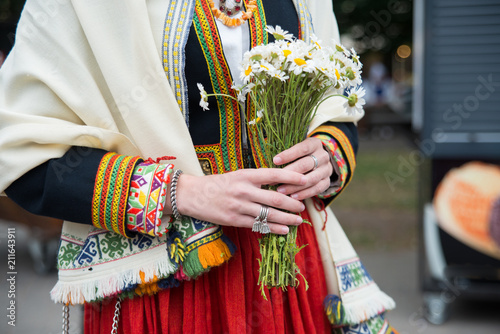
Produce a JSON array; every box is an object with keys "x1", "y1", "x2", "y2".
[{"x1": 165, "y1": 172, "x2": 196, "y2": 218}]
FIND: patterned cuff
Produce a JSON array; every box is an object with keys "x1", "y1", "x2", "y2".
[
  {"x1": 91, "y1": 152, "x2": 143, "y2": 237},
  {"x1": 309, "y1": 124, "x2": 357, "y2": 202},
  {"x1": 126, "y1": 162, "x2": 175, "y2": 237},
  {"x1": 313, "y1": 134, "x2": 348, "y2": 199}
]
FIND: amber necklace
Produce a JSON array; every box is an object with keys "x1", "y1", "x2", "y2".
[{"x1": 208, "y1": 0, "x2": 257, "y2": 27}]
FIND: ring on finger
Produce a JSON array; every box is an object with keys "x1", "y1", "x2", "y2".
[
  {"x1": 310, "y1": 154, "x2": 319, "y2": 171},
  {"x1": 252, "y1": 206, "x2": 266, "y2": 232},
  {"x1": 260, "y1": 206, "x2": 270, "y2": 234}
]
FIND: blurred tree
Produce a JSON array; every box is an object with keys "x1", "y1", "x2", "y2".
[{"x1": 333, "y1": 0, "x2": 412, "y2": 55}]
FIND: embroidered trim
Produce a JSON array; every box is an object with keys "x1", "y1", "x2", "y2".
[
  {"x1": 126, "y1": 163, "x2": 174, "y2": 237},
  {"x1": 248, "y1": 0, "x2": 267, "y2": 48},
  {"x1": 91, "y1": 153, "x2": 142, "y2": 237},
  {"x1": 309, "y1": 125, "x2": 356, "y2": 199},
  {"x1": 163, "y1": 0, "x2": 196, "y2": 124},
  {"x1": 291, "y1": 0, "x2": 314, "y2": 43},
  {"x1": 186, "y1": 228, "x2": 223, "y2": 252},
  {"x1": 193, "y1": 0, "x2": 245, "y2": 173},
  {"x1": 313, "y1": 134, "x2": 348, "y2": 199}
]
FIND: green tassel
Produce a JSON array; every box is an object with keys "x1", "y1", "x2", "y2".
[{"x1": 181, "y1": 248, "x2": 206, "y2": 278}]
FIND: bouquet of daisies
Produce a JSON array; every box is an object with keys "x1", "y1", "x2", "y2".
[{"x1": 199, "y1": 26, "x2": 364, "y2": 296}]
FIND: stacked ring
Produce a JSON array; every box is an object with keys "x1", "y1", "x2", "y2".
[{"x1": 252, "y1": 205, "x2": 270, "y2": 234}]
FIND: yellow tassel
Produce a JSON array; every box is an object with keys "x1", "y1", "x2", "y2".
[{"x1": 197, "y1": 238, "x2": 231, "y2": 269}]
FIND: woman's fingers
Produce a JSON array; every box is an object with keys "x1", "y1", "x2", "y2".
[
  {"x1": 273, "y1": 137, "x2": 319, "y2": 166},
  {"x1": 273, "y1": 137, "x2": 334, "y2": 198},
  {"x1": 236, "y1": 214, "x2": 294, "y2": 235},
  {"x1": 246, "y1": 168, "x2": 307, "y2": 186},
  {"x1": 174, "y1": 169, "x2": 307, "y2": 231},
  {"x1": 281, "y1": 148, "x2": 330, "y2": 175},
  {"x1": 244, "y1": 203, "x2": 304, "y2": 226}
]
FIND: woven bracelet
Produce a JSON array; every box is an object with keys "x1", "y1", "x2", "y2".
[{"x1": 170, "y1": 169, "x2": 183, "y2": 221}]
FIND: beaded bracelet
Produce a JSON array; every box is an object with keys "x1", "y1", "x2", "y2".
[{"x1": 170, "y1": 169, "x2": 183, "y2": 221}]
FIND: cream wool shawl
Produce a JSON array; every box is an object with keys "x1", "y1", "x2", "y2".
[{"x1": 0, "y1": 0, "x2": 394, "y2": 323}]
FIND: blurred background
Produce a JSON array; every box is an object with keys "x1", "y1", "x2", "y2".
[{"x1": 0, "y1": 0, "x2": 499, "y2": 333}]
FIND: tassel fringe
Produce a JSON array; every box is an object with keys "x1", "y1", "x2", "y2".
[
  {"x1": 182, "y1": 233, "x2": 236, "y2": 278},
  {"x1": 50, "y1": 257, "x2": 177, "y2": 305},
  {"x1": 323, "y1": 295, "x2": 345, "y2": 326},
  {"x1": 325, "y1": 291, "x2": 396, "y2": 326}
]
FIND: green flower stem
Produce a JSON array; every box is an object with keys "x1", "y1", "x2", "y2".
[
  {"x1": 206, "y1": 70, "x2": 351, "y2": 298},
  {"x1": 250, "y1": 73, "x2": 350, "y2": 298}
]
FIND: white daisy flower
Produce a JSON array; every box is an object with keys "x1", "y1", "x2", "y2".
[
  {"x1": 248, "y1": 109, "x2": 264, "y2": 126},
  {"x1": 231, "y1": 84, "x2": 247, "y2": 103},
  {"x1": 197, "y1": 83, "x2": 209, "y2": 111},
  {"x1": 344, "y1": 86, "x2": 366, "y2": 115},
  {"x1": 272, "y1": 70, "x2": 289, "y2": 82},
  {"x1": 350, "y1": 48, "x2": 362, "y2": 68},
  {"x1": 266, "y1": 25, "x2": 294, "y2": 41}
]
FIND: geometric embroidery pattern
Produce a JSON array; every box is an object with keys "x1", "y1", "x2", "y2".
[
  {"x1": 336, "y1": 257, "x2": 374, "y2": 294},
  {"x1": 57, "y1": 227, "x2": 164, "y2": 269},
  {"x1": 126, "y1": 162, "x2": 174, "y2": 237},
  {"x1": 314, "y1": 133, "x2": 348, "y2": 199},
  {"x1": 310, "y1": 125, "x2": 357, "y2": 201}
]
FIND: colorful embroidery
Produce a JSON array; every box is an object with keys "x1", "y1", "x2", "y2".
[
  {"x1": 248, "y1": 0, "x2": 267, "y2": 48},
  {"x1": 53, "y1": 225, "x2": 177, "y2": 304},
  {"x1": 336, "y1": 257, "x2": 373, "y2": 294},
  {"x1": 126, "y1": 162, "x2": 174, "y2": 237},
  {"x1": 338, "y1": 315, "x2": 398, "y2": 334},
  {"x1": 174, "y1": 217, "x2": 236, "y2": 277},
  {"x1": 314, "y1": 133, "x2": 348, "y2": 198},
  {"x1": 193, "y1": 0, "x2": 245, "y2": 173},
  {"x1": 162, "y1": 0, "x2": 196, "y2": 123},
  {"x1": 291, "y1": 0, "x2": 314, "y2": 43},
  {"x1": 91, "y1": 152, "x2": 142, "y2": 237},
  {"x1": 310, "y1": 125, "x2": 356, "y2": 199}
]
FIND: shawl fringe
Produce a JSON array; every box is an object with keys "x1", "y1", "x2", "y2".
[{"x1": 50, "y1": 257, "x2": 177, "y2": 305}]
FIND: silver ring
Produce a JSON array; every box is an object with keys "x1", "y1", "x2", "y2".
[
  {"x1": 259, "y1": 206, "x2": 270, "y2": 234},
  {"x1": 310, "y1": 154, "x2": 319, "y2": 171},
  {"x1": 252, "y1": 206, "x2": 264, "y2": 232},
  {"x1": 259, "y1": 205, "x2": 269, "y2": 221},
  {"x1": 252, "y1": 206, "x2": 270, "y2": 234}
]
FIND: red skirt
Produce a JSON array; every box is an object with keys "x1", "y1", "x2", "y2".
[{"x1": 84, "y1": 210, "x2": 331, "y2": 333}]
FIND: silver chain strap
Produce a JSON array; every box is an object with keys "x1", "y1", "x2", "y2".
[
  {"x1": 62, "y1": 304, "x2": 70, "y2": 334},
  {"x1": 111, "y1": 297, "x2": 122, "y2": 334}
]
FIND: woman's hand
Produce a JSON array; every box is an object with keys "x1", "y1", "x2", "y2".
[
  {"x1": 171, "y1": 168, "x2": 307, "y2": 235},
  {"x1": 273, "y1": 137, "x2": 333, "y2": 200}
]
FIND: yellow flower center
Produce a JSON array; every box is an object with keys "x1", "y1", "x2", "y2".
[
  {"x1": 294, "y1": 58, "x2": 306, "y2": 66},
  {"x1": 283, "y1": 50, "x2": 291, "y2": 57},
  {"x1": 335, "y1": 68, "x2": 340, "y2": 80},
  {"x1": 245, "y1": 66, "x2": 252, "y2": 76}
]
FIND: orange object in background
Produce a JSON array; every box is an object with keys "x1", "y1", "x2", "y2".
[{"x1": 434, "y1": 162, "x2": 500, "y2": 260}]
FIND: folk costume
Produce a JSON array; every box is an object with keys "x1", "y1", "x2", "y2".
[{"x1": 0, "y1": 0, "x2": 397, "y2": 333}]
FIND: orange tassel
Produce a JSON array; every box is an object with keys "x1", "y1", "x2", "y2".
[{"x1": 197, "y1": 238, "x2": 232, "y2": 269}]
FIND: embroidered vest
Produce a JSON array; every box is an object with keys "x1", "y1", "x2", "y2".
[{"x1": 163, "y1": 0, "x2": 313, "y2": 174}]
